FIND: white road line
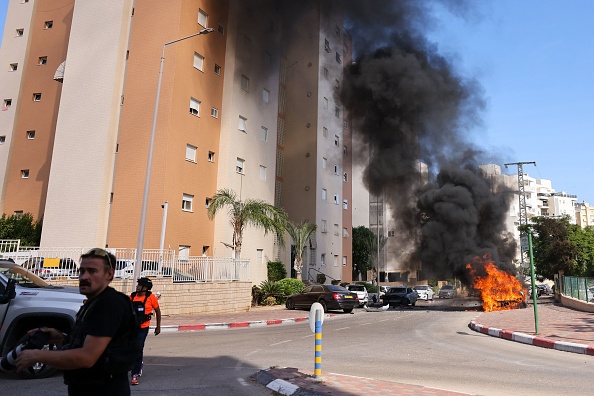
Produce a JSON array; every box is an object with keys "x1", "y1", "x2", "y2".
[
  {"x1": 270, "y1": 339, "x2": 293, "y2": 346},
  {"x1": 237, "y1": 378, "x2": 250, "y2": 386},
  {"x1": 335, "y1": 327, "x2": 350, "y2": 331},
  {"x1": 359, "y1": 322, "x2": 373, "y2": 326},
  {"x1": 302, "y1": 334, "x2": 314, "y2": 338}
]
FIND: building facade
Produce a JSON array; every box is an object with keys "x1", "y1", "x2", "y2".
[{"x1": 0, "y1": 0, "x2": 352, "y2": 285}]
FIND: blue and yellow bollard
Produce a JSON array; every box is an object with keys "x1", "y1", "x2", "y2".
[{"x1": 314, "y1": 318, "x2": 322, "y2": 378}]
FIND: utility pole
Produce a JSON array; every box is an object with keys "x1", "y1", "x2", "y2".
[{"x1": 504, "y1": 161, "x2": 536, "y2": 267}]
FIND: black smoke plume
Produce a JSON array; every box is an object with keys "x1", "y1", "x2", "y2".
[{"x1": 338, "y1": 1, "x2": 517, "y2": 283}]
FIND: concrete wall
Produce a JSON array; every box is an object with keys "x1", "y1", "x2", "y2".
[
  {"x1": 47, "y1": 278, "x2": 252, "y2": 315},
  {"x1": 559, "y1": 294, "x2": 594, "y2": 313}
]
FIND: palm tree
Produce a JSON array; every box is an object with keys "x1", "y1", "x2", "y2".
[
  {"x1": 286, "y1": 220, "x2": 317, "y2": 278},
  {"x1": 207, "y1": 188, "x2": 287, "y2": 258}
]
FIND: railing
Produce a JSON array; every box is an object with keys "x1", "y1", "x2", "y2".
[
  {"x1": 0, "y1": 241, "x2": 250, "y2": 283},
  {"x1": 307, "y1": 267, "x2": 338, "y2": 284},
  {"x1": 562, "y1": 276, "x2": 594, "y2": 303}
]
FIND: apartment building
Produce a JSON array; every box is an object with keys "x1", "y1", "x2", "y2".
[
  {"x1": 0, "y1": 0, "x2": 351, "y2": 284},
  {"x1": 575, "y1": 201, "x2": 594, "y2": 228}
]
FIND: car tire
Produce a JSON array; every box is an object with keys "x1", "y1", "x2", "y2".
[
  {"x1": 286, "y1": 298, "x2": 295, "y2": 310},
  {"x1": 319, "y1": 299, "x2": 328, "y2": 313},
  {"x1": 343, "y1": 308, "x2": 353, "y2": 313}
]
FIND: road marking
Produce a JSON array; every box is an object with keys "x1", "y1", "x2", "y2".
[
  {"x1": 335, "y1": 327, "x2": 350, "y2": 331},
  {"x1": 359, "y1": 322, "x2": 373, "y2": 326},
  {"x1": 234, "y1": 349, "x2": 260, "y2": 371},
  {"x1": 237, "y1": 378, "x2": 250, "y2": 386},
  {"x1": 302, "y1": 334, "x2": 314, "y2": 338},
  {"x1": 270, "y1": 339, "x2": 292, "y2": 346}
]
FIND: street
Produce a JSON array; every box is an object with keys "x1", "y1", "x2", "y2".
[{"x1": 1, "y1": 304, "x2": 592, "y2": 395}]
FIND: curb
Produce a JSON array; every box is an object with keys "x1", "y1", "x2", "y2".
[
  {"x1": 254, "y1": 368, "x2": 328, "y2": 396},
  {"x1": 469, "y1": 320, "x2": 594, "y2": 355},
  {"x1": 154, "y1": 314, "x2": 335, "y2": 333}
]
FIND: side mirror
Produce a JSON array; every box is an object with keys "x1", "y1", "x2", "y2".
[{"x1": 0, "y1": 278, "x2": 17, "y2": 304}]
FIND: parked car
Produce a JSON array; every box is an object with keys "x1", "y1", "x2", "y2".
[
  {"x1": 114, "y1": 259, "x2": 135, "y2": 279},
  {"x1": 21, "y1": 257, "x2": 79, "y2": 279},
  {"x1": 381, "y1": 286, "x2": 418, "y2": 308},
  {"x1": 537, "y1": 284, "x2": 553, "y2": 296},
  {"x1": 285, "y1": 284, "x2": 359, "y2": 313},
  {"x1": 346, "y1": 284, "x2": 369, "y2": 306},
  {"x1": 414, "y1": 285, "x2": 434, "y2": 301},
  {"x1": 438, "y1": 284, "x2": 457, "y2": 299}
]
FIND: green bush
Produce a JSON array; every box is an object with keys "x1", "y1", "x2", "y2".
[
  {"x1": 316, "y1": 273, "x2": 326, "y2": 284},
  {"x1": 267, "y1": 261, "x2": 286, "y2": 282},
  {"x1": 277, "y1": 278, "x2": 305, "y2": 297},
  {"x1": 258, "y1": 280, "x2": 285, "y2": 305}
]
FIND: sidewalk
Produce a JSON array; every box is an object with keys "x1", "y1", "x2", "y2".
[{"x1": 155, "y1": 299, "x2": 594, "y2": 395}]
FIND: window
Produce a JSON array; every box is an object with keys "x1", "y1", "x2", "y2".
[
  {"x1": 186, "y1": 144, "x2": 197, "y2": 162},
  {"x1": 343, "y1": 256, "x2": 347, "y2": 267},
  {"x1": 21, "y1": 169, "x2": 30, "y2": 179},
  {"x1": 178, "y1": 246, "x2": 190, "y2": 261},
  {"x1": 321, "y1": 220, "x2": 327, "y2": 233},
  {"x1": 241, "y1": 75, "x2": 249, "y2": 92},
  {"x1": 334, "y1": 164, "x2": 339, "y2": 175},
  {"x1": 388, "y1": 230, "x2": 395, "y2": 237},
  {"x1": 343, "y1": 172, "x2": 348, "y2": 182},
  {"x1": 343, "y1": 228, "x2": 349, "y2": 238},
  {"x1": 208, "y1": 151, "x2": 215, "y2": 162},
  {"x1": 189, "y1": 97, "x2": 200, "y2": 116},
  {"x1": 198, "y1": 9, "x2": 208, "y2": 27},
  {"x1": 16, "y1": 29, "x2": 24, "y2": 37},
  {"x1": 3, "y1": 99, "x2": 12, "y2": 109},
  {"x1": 334, "y1": 135, "x2": 339, "y2": 146},
  {"x1": 0, "y1": 136, "x2": 5, "y2": 144},
  {"x1": 323, "y1": 97, "x2": 328, "y2": 109},
  {"x1": 334, "y1": 194, "x2": 339, "y2": 204},
  {"x1": 13, "y1": 210, "x2": 23, "y2": 218},
  {"x1": 343, "y1": 199, "x2": 348, "y2": 210},
  {"x1": 9, "y1": 63, "x2": 18, "y2": 71},
  {"x1": 261, "y1": 126, "x2": 268, "y2": 141},
  {"x1": 321, "y1": 253, "x2": 326, "y2": 266},
  {"x1": 336, "y1": 52, "x2": 342, "y2": 64},
  {"x1": 323, "y1": 68, "x2": 328, "y2": 78},
  {"x1": 259, "y1": 165, "x2": 266, "y2": 181},
  {"x1": 324, "y1": 39, "x2": 331, "y2": 53},
  {"x1": 205, "y1": 197, "x2": 212, "y2": 208},
  {"x1": 262, "y1": 89, "x2": 270, "y2": 103},
  {"x1": 193, "y1": 52, "x2": 204, "y2": 71},
  {"x1": 214, "y1": 64, "x2": 221, "y2": 75},
  {"x1": 33, "y1": 93, "x2": 42, "y2": 102},
  {"x1": 44, "y1": 21, "x2": 53, "y2": 29},
  {"x1": 333, "y1": 255, "x2": 339, "y2": 267},
  {"x1": 323, "y1": 127, "x2": 328, "y2": 138},
  {"x1": 343, "y1": 145, "x2": 347, "y2": 155},
  {"x1": 322, "y1": 157, "x2": 327, "y2": 168},
  {"x1": 333, "y1": 224, "x2": 339, "y2": 235},
  {"x1": 335, "y1": 106, "x2": 340, "y2": 118},
  {"x1": 182, "y1": 194, "x2": 193, "y2": 211},
  {"x1": 238, "y1": 115, "x2": 247, "y2": 132},
  {"x1": 211, "y1": 107, "x2": 218, "y2": 118},
  {"x1": 38, "y1": 56, "x2": 47, "y2": 65},
  {"x1": 27, "y1": 130, "x2": 35, "y2": 140},
  {"x1": 322, "y1": 188, "x2": 327, "y2": 200},
  {"x1": 236, "y1": 157, "x2": 245, "y2": 174},
  {"x1": 217, "y1": 24, "x2": 224, "y2": 35}
]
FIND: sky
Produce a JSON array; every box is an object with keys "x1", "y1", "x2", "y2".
[{"x1": 0, "y1": 0, "x2": 592, "y2": 203}]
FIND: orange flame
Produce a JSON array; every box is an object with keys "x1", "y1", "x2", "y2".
[{"x1": 466, "y1": 256, "x2": 525, "y2": 312}]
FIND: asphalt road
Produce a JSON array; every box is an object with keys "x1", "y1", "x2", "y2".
[{"x1": 2, "y1": 303, "x2": 592, "y2": 395}]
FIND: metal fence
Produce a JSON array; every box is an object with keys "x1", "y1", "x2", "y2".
[
  {"x1": 0, "y1": 241, "x2": 250, "y2": 283},
  {"x1": 562, "y1": 276, "x2": 594, "y2": 303}
]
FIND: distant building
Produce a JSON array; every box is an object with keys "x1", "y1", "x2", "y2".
[{"x1": 575, "y1": 202, "x2": 594, "y2": 228}]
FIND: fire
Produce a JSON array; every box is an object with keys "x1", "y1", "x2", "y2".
[{"x1": 466, "y1": 256, "x2": 525, "y2": 312}]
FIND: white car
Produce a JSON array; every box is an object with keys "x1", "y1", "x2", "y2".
[
  {"x1": 346, "y1": 284, "x2": 369, "y2": 306},
  {"x1": 414, "y1": 285, "x2": 435, "y2": 300}
]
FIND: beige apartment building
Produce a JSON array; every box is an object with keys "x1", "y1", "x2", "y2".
[
  {"x1": 575, "y1": 201, "x2": 594, "y2": 228},
  {"x1": 0, "y1": 0, "x2": 352, "y2": 284}
]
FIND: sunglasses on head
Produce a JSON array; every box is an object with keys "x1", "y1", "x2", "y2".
[{"x1": 84, "y1": 248, "x2": 114, "y2": 269}]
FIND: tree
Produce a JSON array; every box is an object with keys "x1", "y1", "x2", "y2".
[
  {"x1": 352, "y1": 226, "x2": 375, "y2": 280},
  {"x1": 0, "y1": 213, "x2": 42, "y2": 247},
  {"x1": 525, "y1": 216, "x2": 584, "y2": 279},
  {"x1": 286, "y1": 220, "x2": 317, "y2": 278},
  {"x1": 207, "y1": 188, "x2": 287, "y2": 258}
]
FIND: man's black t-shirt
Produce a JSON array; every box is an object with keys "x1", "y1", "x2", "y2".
[{"x1": 63, "y1": 286, "x2": 134, "y2": 393}]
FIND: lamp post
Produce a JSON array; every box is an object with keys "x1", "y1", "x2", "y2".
[{"x1": 134, "y1": 28, "x2": 214, "y2": 281}]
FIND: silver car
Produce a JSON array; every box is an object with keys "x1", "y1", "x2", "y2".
[{"x1": 438, "y1": 285, "x2": 457, "y2": 298}]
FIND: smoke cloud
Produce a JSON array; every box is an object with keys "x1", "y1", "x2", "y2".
[{"x1": 338, "y1": 0, "x2": 517, "y2": 283}]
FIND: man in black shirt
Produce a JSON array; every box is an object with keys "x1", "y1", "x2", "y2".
[{"x1": 16, "y1": 248, "x2": 136, "y2": 396}]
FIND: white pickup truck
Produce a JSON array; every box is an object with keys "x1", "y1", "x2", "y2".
[{"x1": 0, "y1": 260, "x2": 85, "y2": 379}]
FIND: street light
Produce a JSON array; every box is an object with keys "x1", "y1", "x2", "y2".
[{"x1": 134, "y1": 27, "x2": 214, "y2": 281}]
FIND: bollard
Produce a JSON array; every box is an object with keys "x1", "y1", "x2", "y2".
[
  {"x1": 309, "y1": 302, "x2": 325, "y2": 379},
  {"x1": 314, "y1": 312, "x2": 322, "y2": 378}
]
